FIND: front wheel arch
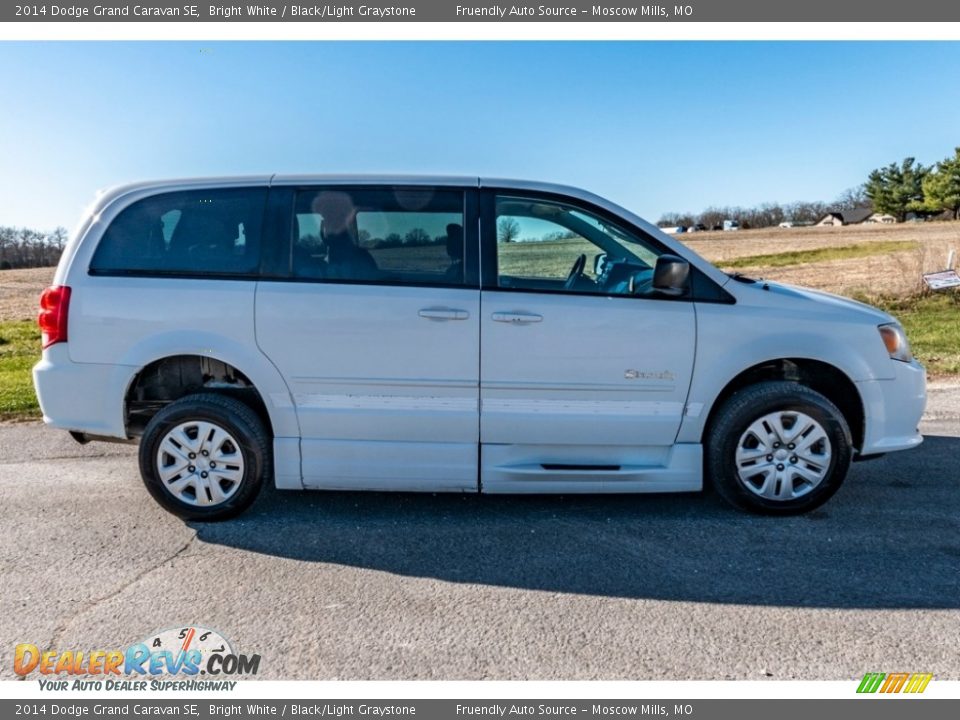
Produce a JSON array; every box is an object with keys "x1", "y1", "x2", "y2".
[{"x1": 700, "y1": 358, "x2": 865, "y2": 454}]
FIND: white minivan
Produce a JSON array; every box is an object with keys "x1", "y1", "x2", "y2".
[{"x1": 33, "y1": 176, "x2": 926, "y2": 520}]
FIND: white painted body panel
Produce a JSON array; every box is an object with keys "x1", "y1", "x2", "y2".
[
  {"x1": 478, "y1": 290, "x2": 696, "y2": 491},
  {"x1": 32, "y1": 344, "x2": 134, "y2": 437},
  {"x1": 855, "y1": 361, "x2": 927, "y2": 454},
  {"x1": 32, "y1": 175, "x2": 926, "y2": 499},
  {"x1": 254, "y1": 282, "x2": 480, "y2": 491},
  {"x1": 480, "y1": 443, "x2": 702, "y2": 493},
  {"x1": 57, "y1": 276, "x2": 300, "y2": 441},
  {"x1": 676, "y1": 280, "x2": 923, "y2": 446},
  {"x1": 295, "y1": 440, "x2": 477, "y2": 492}
]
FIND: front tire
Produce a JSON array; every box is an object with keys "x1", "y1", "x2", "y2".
[
  {"x1": 139, "y1": 393, "x2": 271, "y2": 521},
  {"x1": 706, "y1": 381, "x2": 852, "y2": 514}
]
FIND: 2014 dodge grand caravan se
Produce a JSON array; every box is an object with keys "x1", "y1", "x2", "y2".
[{"x1": 33, "y1": 176, "x2": 927, "y2": 520}]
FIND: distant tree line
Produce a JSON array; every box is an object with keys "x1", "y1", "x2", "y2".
[
  {"x1": 300, "y1": 227, "x2": 449, "y2": 252},
  {"x1": 0, "y1": 226, "x2": 68, "y2": 269},
  {"x1": 659, "y1": 146, "x2": 960, "y2": 229},
  {"x1": 658, "y1": 187, "x2": 870, "y2": 230},
  {"x1": 373, "y1": 228, "x2": 441, "y2": 249},
  {"x1": 659, "y1": 200, "x2": 835, "y2": 231}
]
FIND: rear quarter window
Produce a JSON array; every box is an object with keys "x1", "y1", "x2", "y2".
[{"x1": 90, "y1": 188, "x2": 267, "y2": 276}]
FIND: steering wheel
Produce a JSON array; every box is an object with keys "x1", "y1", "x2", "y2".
[{"x1": 564, "y1": 254, "x2": 587, "y2": 290}]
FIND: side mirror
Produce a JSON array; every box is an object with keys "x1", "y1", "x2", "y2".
[
  {"x1": 593, "y1": 253, "x2": 607, "y2": 276},
  {"x1": 652, "y1": 254, "x2": 690, "y2": 296}
]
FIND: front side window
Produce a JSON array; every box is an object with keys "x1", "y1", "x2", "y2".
[
  {"x1": 494, "y1": 195, "x2": 665, "y2": 297},
  {"x1": 292, "y1": 188, "x2": 466, "y2": 286},
  {"x1": 90, "y1": 188, "x2": 266, "y2": 275}
]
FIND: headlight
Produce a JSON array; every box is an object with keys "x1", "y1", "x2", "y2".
[{"x1": 878, "y1": 323, "x2": 913, "y2": 363}]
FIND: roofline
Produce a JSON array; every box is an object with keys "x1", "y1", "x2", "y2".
[
  {"x1": 96, "y1": 174, "x2": 640, "y2": 194},
  {"x1": 273, "y1": 173, "x2": 479, "y2": 187}
]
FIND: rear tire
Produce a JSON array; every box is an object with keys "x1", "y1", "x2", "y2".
[
  {"x1": 139, "y1": 393, "x2": 270, "y2": 521},
  {"x1": 706, "y1": 381, "x2": 852, "y2": 515}
]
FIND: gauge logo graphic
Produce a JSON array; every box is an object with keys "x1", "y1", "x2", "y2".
[
  {"x1": 143, "y1": 626, "x2": 234, "y2": 661},
  {"x1": 133, "y1": 625, "x2": 258, "y2": 677}
]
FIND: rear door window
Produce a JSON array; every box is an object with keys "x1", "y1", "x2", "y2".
[
  {"x1": 292, "y1": 187, "x2": 467, "y2": 286},
  {"x1": 90, "y1": 187, "x2": 267, "y2": 276}
]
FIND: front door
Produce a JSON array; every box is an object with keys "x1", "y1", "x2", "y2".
[
  {"x1": 479, "y1": 191, "x2": 698, "y2": 491},
  {"x1": 255, "y1": 185, "x2": 481, "y2": 491}
]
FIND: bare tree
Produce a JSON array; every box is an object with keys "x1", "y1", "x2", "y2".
[
  {"x1": 404, "y1": 228, "x2": 432, "y2": 246},
  {"x1": 834, "y1": 185, "x2": 871, "y2": 211},
  {"x1": 498, "y1": 217, "x2": 520, "y2": 243},
  {"x1": 696, "y1": 206, "x2": 730, "y2": 230},
  {"x1": 0, "y1": 225, "x2": 68, "y2": 269},
  {"x1": 786, "y1": 201, "x2": 830, "y2": 223}
]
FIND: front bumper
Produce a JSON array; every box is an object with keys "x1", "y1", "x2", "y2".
[{"x1": 856, "y1": 359, "x2": 926, "y2": 455}]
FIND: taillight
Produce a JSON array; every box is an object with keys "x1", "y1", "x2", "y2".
[{"x1": 38, "y1": 285, "x2": 71, "y2": 349}]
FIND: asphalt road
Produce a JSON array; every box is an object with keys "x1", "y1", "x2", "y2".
[{"x1": 2, "y1": 385, "x2": 959, "y2": 681}]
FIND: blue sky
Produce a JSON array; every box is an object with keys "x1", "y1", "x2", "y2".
[{"x1": 2, "y1": 41, "x2": 959, "y2": 231}]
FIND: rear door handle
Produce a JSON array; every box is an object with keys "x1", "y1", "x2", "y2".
[
  {"x1": 419, "y1": 307, "x2": 469, "y2": 321},
  {"x1": 491, "y1": 312, "x2": 543, "y2": 324}
]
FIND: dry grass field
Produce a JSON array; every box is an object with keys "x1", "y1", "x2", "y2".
[
  {"x1": 686, "y1": 221, "x2": 960, "y2": 298},
  {"x1": 0, "y1": 266, "x2": 54, "y2": 322}
]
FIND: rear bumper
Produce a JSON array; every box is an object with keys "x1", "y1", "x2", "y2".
[
  {"x1": 857, "y1": 359, "x2": 926, "y2": 455},
  {"x1": 32, "y1": 345, "x2": 134, "y2": 438}
]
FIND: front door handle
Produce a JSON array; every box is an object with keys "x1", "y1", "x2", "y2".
[
  {"x1": 419, "y1": 307, "x2": 469, "y2": 321},
  {"x1": 492, "y1": 311, "x2": 543, "y2": 324}
]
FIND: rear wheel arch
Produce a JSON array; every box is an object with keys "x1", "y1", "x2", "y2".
[{"x1": 123, "y1": 354, "x2": 274, "y2": 439}]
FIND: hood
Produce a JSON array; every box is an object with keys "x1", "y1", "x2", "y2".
[{"x1": 737, "y1": 278, "x2": 896, "y2": 324}]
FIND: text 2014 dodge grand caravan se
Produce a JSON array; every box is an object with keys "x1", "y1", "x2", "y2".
[{"x1": 33, "y1": 176, "x2": 927, "y2": 520}]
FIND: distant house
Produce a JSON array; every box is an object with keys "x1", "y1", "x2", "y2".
[{"x1": 815, "y1": 207, "x2": 878, "y2": 227}]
